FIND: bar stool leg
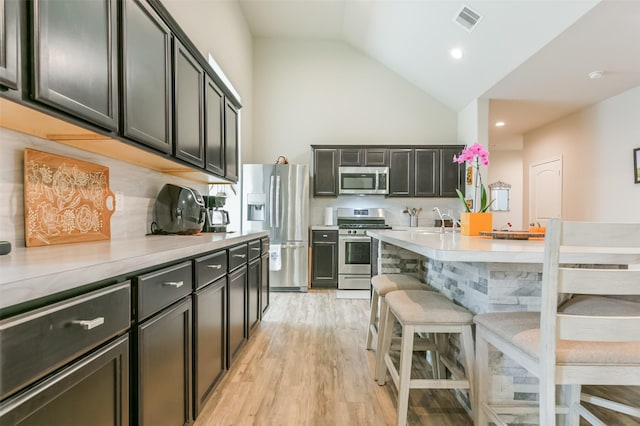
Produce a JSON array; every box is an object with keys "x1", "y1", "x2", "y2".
[
  {"x1": 375, "y1": 297, "x2": 390, "y2": 383},
  {"x1": 397, "y1": 323, "x2": 415, "y2": 426},
  {"x1": 377, "y1": 303, "x2": 395, "y2": 386},
  {"x1": 475, "y1": 328, "x2": 490, "y2": 426},
  {"x1": 366, "y1": 290, "x2": 379, "y2": 350},
  {"x1": 460, "y1": 326, "x2": 475, "y2": 419}
]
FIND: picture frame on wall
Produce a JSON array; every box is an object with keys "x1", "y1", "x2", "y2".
[{"x1": 635, "y1": 147, "x2": 640, "y2": 184}]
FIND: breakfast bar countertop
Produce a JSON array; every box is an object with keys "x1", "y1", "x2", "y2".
[
  {"x1": 366, "y1": 228, "x2": 640, "y2": 265},
  {"x1": 0, "y1": 231, "x2": 268, "y2": 310}
]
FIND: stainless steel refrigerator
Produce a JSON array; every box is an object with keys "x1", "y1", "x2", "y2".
[{"x1": 242, "y1": 164, "x2": 309, "y2": 291}]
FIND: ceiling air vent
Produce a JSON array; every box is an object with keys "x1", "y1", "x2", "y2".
[{"x1": 454, "y1": 5, "x2": 482, "y2": 32}]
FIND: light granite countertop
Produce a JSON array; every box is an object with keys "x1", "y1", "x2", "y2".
[
  {"x1": 367, "y1": 228, "x2": 640, "y2": 265},
  {"x1": 0, "y1": 231, "x2": 268, "y2": 310}
]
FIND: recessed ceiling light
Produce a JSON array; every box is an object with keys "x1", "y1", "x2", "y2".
[
  {"x1": 588, "y1": 70, "x2": 604, "y2": 79},
  {"x1": 495, "y1": 121, "x2": 505, "y2": 127},
  {"x1": 450, "y1": 48, "x2": 463, "y2": 59}
]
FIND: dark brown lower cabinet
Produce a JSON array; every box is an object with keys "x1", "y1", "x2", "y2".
[
  {"x1": 193, "y1": 277, "x2": 226, "y2": 417},
  {"x1": 261, "y1": 252, "x2": 269, "y2": 316},
  {"x1": 0, "y1": 335, "x2": 129, "y2": 426},
  {"x1": 248, "y1": 257, "x2": 261, "y2": 335},
  {"x1": 137, "y1": 298, "x2": 192, "y2": 426},
  {"x1": 227, "y1": 265, "x2": 247, "y2": 366}
]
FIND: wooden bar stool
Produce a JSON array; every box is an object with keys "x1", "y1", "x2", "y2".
[
  {"x1": 366, "y1": 274, "x2": 426, "y2": 382},
  {"x1": 379, "y1": 289, "x2": 475, "y2": 426}
]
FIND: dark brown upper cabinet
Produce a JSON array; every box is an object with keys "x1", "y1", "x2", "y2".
[
  {"x1": 414, "y1": 148, "x2": 438, "y2": 197},
  {"x1": 32, "y1": 0, "x2": 118, "y2": 130},
  {"x1": 313, "y1": 148, "x2": 338, "y2": 196},
  {"x1": 122, "y1": 0, "x2": 173, "y2": 153},
  {"x1": 439, "y1": 147, "x2": 465, "y2": 197},
  {"x1": 388, "y1": 149, "x2": 413, "y2": 196},
  {"x1": 0, "y1": 0, "x2": 20, "y2": 91},
  {"x1": 174, "y1": 39, "x2": 205, "y2": 168},
  {"x1": 224, "y1": 100, "x2": 238, "y2": 181},
  {"x1": 339, "y1": 148, "x2": 388, "y2": 166},
  {"x1": 339, "y1": 148, "x2": 363, "y2": 166},
  {"x1": 364, "y1": 148, "x2": 388, "y2": 166},
  {"x1": 205, "y1": 75, "x2": 224, "y2": 176}
]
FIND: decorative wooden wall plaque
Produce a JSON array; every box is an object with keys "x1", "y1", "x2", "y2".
[{"x1": 24, "y1": 149, "x2": 116, "y2": 247}]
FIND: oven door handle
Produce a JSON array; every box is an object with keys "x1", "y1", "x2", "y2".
[{"x1": 340, "y1": 236, "x2": 371, "y2": 242}]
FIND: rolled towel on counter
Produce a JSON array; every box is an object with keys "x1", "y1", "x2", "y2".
[{"x1": 269, "y1": 244, "x2": 282, "y2": 271}]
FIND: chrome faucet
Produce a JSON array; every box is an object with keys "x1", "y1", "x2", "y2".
[
  {"x1": 442, "y1": 213, "x2": 461, "y2": 232},
  {"x1": 432, "y1": 207, "x2": 445, "y2": 232}
]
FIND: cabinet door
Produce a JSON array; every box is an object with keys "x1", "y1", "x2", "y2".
[
  {"x1": 194, "y1": 277, "x2": 226, "y2": 417},
  {"x1": 247, "y1": 258, "x2": 260, "y2": 334},
  {"x1": 205, "y1": 75, "x2": 224, "y2": 176},
  {"x1": 32, "y1": 0, "x2": 118, "y2": 130},
  {"x1": 260, "y1": 253, "x2": 269, "y2": 316},
  {"x1": 414, "y1": 148, "x2": 438, "y2": 197},
  {"x1": 0, "y1": 0, "x2": 20, "y2": 90},
  {"x1": 388, "y1": 149, "x2": 413, "y2": 196},
  {"x1": 122, "y1": 0, "x2": 172, "y2": 153},
  {"x1": 313, "y1": 148, "x2": 338, "y2": 196},
  {"x1": 227, "y1": 265, "x2": 247, "y2": 366},
  {"x1": 0, "y1": 336, "x2": 129, "y2": 426},
  {"x1": 364, "y1": 148, "x2": 388, "y2": 166},
  {"x1": 138, "y1": 298, "x2": 192, "y2": 426},
  {"x1": 339, "y1": 148, "x2": 363, "y2": 166},
  {"x1": 224, "y1": 100, "x2": 239, "y2": 181},
  {"x1": 439, "y1": 147, "x2": 465, "y2": 197},
  {"x1": 311, "y1": 242, "x2": 338, "y2": 287},
  {"x1": 174, "y1": 39, "x2": 205, "y2": 167}
]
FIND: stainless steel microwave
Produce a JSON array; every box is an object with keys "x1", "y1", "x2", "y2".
[{"x1": 338, "y1": 166, "x2": 389, "y2": 195}]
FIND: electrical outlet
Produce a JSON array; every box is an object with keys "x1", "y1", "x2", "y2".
[{"x1": 115, "y1": 192, "x2": 125, "y2": 213}]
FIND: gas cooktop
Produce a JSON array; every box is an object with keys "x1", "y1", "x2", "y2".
[{"x1": 338, "y1": 224, "x2": 392, "y2": 230}]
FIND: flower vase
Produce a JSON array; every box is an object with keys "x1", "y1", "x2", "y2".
[{"x1": 460, "y1": 212, "x2": 493, "y2": 236}]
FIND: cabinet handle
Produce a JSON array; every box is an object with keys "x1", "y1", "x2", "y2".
[
  {"x1": 71, "y1": 317, "x2": 105, "y2": 330},
  {"x1": 207, "y1": 264, "x2": 223, "y2": 269},
  {"x1": 251, "y1": 247, "x2": 261, "y2": 251},
  {"x1": 163, "y1": 281, "x2": 184, "y2": 288},
  {"x1": 233, "y1": 254, "x2": 246, "y2": 259},
  {"x1": 322, "y1": 234, "x2": 328, "y2": 238}
]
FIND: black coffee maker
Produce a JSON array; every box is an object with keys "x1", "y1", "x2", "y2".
[{"x1": 202, "y1": 194, "x2": 230, "y2": 233}]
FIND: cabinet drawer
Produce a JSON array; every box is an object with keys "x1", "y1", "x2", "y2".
[
  {"x1": 0, "y1": 282, "x2": 130, "y2": 400},
  {"x1": 261, "y1": 237, "x2": 269, "y2": 255},
  {"x1": 228, "y1": 244, "x2": 248, "y2": 272},
  {"x1": 312, "y1": 230, "x2": 338, "y2": 243},
  {"x1": 248, "y1": 240, "x2": 261, "y2": 261},
  {"x1": 137, "y1": 261, "x2": 192, "y2": 320},
  {"x1": 195, "y1": 251, "x2": 227, "y2": 289}
]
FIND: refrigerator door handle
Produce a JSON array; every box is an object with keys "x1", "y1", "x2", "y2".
[
  {"x1": 275, "y1": 175, "x2": 281, "y2": 228},
  {"x1": 269, "y1": 175, "x2": 275, "y2": 228}
]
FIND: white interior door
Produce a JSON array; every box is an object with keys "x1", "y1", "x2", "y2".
[{"x1": 529, "y1": 158, "x2": 562, "y2": 226}]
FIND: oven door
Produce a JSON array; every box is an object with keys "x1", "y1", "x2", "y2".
[{"x1": 338, "y1": 235, "x2": 371, "y2": 275}]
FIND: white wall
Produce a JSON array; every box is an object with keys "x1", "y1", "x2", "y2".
[
  {"x1": 252, "y1": 38, "x2": 461, "y2": 224},
  {"x1": 523, "y1": 85, "x2": 640, "y2": 222},
  {"x1": 488, "y1": 150, "x2": 524, "y2": 229},
  {"x1": 253, "y1": 38, "x2": 457, "y2": 165}
]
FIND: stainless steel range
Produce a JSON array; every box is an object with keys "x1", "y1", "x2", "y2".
[{"x1": 337, "y1": 208, "x2": 390, "y2": 290}]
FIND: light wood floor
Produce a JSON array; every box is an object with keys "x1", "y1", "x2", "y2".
[{"x1": 195, "y1": 291, "x2": 639, "y2": 426}]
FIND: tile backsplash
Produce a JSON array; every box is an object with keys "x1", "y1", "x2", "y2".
[{"x1": 0, "y1": 127, "x2": 211, "y2": 247}]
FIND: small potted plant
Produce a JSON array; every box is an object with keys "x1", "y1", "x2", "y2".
[{"x1": 453, "y1": 143, "x2": 494, "y2": 235}]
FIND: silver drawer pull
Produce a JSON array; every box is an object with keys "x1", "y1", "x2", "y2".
[
  {"x1": 207, "y1": 264, "x2": 223, "y2": 269},
  {"x1": 163, "y1": 281, "x2": 184, "y2": 288},
  {"x1": 251, "y1": 247, "x2": 261, "y2": 251},
  {"x1": 233, "y1": 254, "x2": 246, "y2": 258},
  {"x1": 322, "y1": 234, "x2": 328, "y2": 238},
  {"x1": 72, "y1": 317, "x2": 105, "y2": 330}
]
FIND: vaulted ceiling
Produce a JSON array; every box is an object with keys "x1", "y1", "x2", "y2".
[{"x1": 239, "y1": 0, "x2": 640, "y2": 146}]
